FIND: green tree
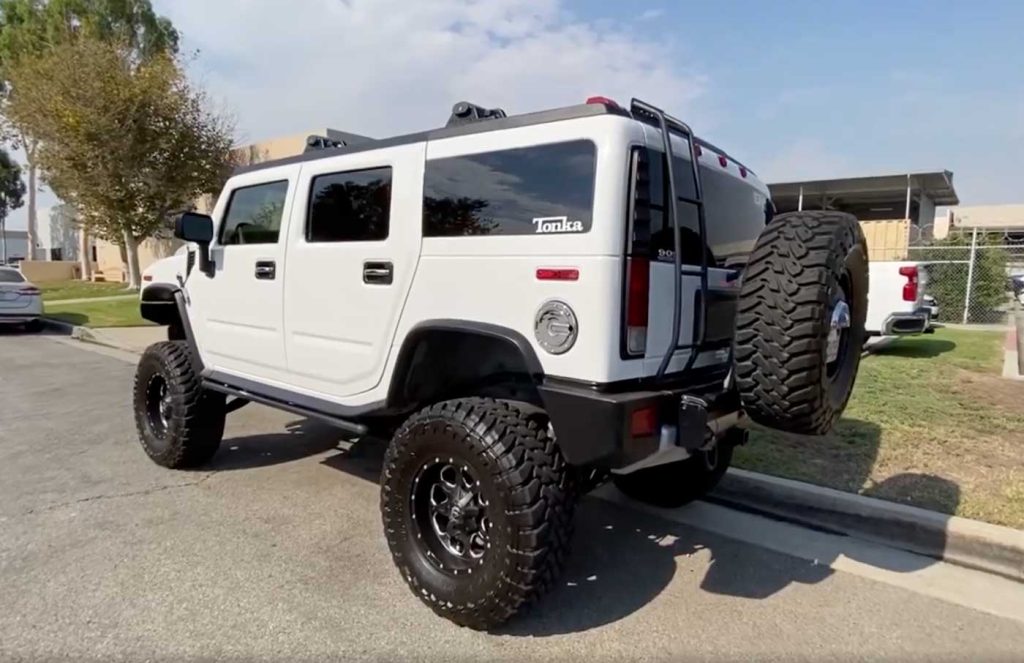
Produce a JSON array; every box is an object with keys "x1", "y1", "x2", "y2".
[
  {"x1": 0, "y1": 145, "x2": 24, "y2": 262},
  {"x1": 0, "y1": 0, "x2": 178, "y2": 262},
  {"x1": 5, "y1": 36, "x2": 234, "y2": 287},
  {"x1": 911, "y1": 233, "x2": 1010, "y2": 323}
]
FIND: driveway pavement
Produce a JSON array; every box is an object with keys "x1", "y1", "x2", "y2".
[{"x1": 3, "y1": 331, "x2": 1024, "y2": 661}]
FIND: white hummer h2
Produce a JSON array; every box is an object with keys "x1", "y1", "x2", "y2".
[{"x1": 134, "y1": 97, "x2": 868, "y2": 629}]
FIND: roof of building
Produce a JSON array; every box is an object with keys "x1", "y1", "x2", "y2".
[{"x1": 769, "y1": 171, "x2": 959, "y2": 208}]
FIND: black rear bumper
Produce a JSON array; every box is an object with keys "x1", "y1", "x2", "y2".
[{"x1": 538, "y1": 369, "x2": 740, "y2": 469}]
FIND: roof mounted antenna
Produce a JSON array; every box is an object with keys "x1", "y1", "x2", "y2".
[{"x1": 446, "y1": 101, "x2": 507, "y2": 127}]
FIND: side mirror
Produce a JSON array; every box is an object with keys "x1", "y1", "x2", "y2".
[
  {"x1": 174, "y1": 212, "x2": 215, "y2": 277},
  {"x1": 174, "y1": 212, "x2": 214, "y2": 244}
]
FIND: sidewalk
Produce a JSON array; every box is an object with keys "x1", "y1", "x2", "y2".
[{"x1": 46, "y1": 294, "x2": 137, "y2": 305}]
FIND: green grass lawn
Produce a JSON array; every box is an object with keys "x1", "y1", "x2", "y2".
[
  {"x1": 44, "y1": 297, "x2": 151, "y2": 328},
  {"x1": 40, "y1": 280, "x2": 135, "y2": 302},
  {"x1": 734, "y1": 327, "x2": 1024, "y2": 527}
]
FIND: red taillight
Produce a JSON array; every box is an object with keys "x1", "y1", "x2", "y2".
[
  {"x1": 900, "y1": 265, "x2": 919, "y2": 302},
  {"x1": 626, "y1": 257, "x2": 649, "y2": 354},
  {"x1": 17, "y1": 286, "x2": 40, "y2": 296},
  {"x1": 630, "y1": 405, "x2": 658, "y2": 438},
  {"x1": 536, "y1": 268, "x2": 579, "y2": 281},
  {"x1": 586, "y1": 96, "x2": 620, "y2": 109}
]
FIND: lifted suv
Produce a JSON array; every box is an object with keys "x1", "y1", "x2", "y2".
[{"x1": 134, "y1": 97, "x2": 868, "y2": 629}]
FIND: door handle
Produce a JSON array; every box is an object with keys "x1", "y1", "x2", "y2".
[
  {"x1": 363, "y1": 261, "x2": 393, "y2": 285},
  {"x1": 254, "y1": 260, "x2": 276, "y2": 280}
]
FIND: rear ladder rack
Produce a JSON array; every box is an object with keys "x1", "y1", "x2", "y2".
[{"x1": 629, "y1": 99, "x2": 710, "y2": 379}]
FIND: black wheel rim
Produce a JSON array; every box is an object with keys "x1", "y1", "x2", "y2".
[
  {"x1": 145, "y1": 374, "x2": 173, "y2": 440},
  {"x1": 410, "y1": 457, "x2": 491, "y2": 574}
]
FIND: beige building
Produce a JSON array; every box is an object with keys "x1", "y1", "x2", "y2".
[
  {"x1": 934, "y1": 204, "x2": 1024, "y2": 239},
  {"x1": 93, "y1": 128, "x2": 352, "y2": 281}
]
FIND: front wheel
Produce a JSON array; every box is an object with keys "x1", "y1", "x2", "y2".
[
  {"x1": 132, "y1": 341, "x2": 226, "y2": 468},
  {"x1": 613, "y1": 441, "x2": 734, "y2": 508},
  {"x1": 380, "y1": 398, "x2": 576, "y2": 630}
]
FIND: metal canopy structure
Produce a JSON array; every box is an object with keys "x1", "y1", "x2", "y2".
[{"x1": 769, "y1": 171, "x2": 959, "y2": 222}]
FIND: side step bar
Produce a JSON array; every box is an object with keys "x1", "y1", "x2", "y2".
[{"x1": 202, "y1": 379, "x2": 369, "y2": 437}]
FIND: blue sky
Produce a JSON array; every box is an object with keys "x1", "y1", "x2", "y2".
[{"x1": 8, "y1": 0, "x2": 1022, "y2": 230}]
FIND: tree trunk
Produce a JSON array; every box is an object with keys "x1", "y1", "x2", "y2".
[
  {"x1": 79, "y1": 228, "x2": 93, "y2": 280},
  {"x1": 123, "y1": 231, "x2": 142, "y2": 289},
  {"x1": 118, "y1": 241, "x2": 129, "y2": 282},
  {"x1": 26, "y1": 160, "x2": 37, "y2": 261},
  {"x1": 1, "y1": 217, "x2": 7, "y2": 263}
]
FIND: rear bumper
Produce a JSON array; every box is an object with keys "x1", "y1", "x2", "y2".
[
  {"x1": 538, "y1": 373, "x2": 742, "y2": 470},
  {"x1": 0, "y1": 312, "x2": 40, "y2": 324},
  {"x1": 882, "y1": 310, "x2": 932, "y2": 335}
]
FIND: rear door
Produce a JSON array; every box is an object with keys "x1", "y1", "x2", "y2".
[
  {"x1": 282, "y1": 143, "x2": 425, "y2": 398},
  {"x1": 630, "y1": 130, "x2": 770, "y2": 375}
]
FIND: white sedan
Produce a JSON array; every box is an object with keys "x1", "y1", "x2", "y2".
[{"x1": 0, "y1": 266, "x2": 43, "y2": 331}]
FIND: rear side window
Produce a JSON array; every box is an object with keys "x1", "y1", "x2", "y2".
[
  {"x1": 307, "y1": 167, "x2": 392, "y2": 242},
  {"x1": 0, "y1": 269, "x2": 24, "y2": 283},
  {"x1": 631, "y1": 147, "x2": 705, "y2": 265},
  {"x1": 424, "y1": 140, "x2": 596, "y2": 237},
  {"x1": 219, "y1": 180, "x2": 289, "y2": 245}
]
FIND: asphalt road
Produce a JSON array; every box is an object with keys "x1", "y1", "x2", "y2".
[{"x1": 4, "y1": 331, "x2": 1024, "y2": 661}]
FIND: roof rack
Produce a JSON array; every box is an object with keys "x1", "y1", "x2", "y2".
[{"x1": 445, "y1": 101, "x2": 507, "y2": 127}]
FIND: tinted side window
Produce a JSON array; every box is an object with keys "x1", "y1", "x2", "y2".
[
  {"x1": 424, "y1": 140, "x2": 596, "y2": 237},
  {"x1": 219, "y1": 180, "x2": 289, "y2": 245},
  {"x1": 307, "y1": 167, "x2": 392, "y2": 242}
]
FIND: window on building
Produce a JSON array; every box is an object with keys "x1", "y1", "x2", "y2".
[
  {"x1": 307, "y1": 167, "x2": 392, "y2": 242},
  {"x1": 423, "y1": 140, "x2": 596, "y2": 237},
  {"x1": 218, "y1": 180, "x2": 290, "y2": 245},
  {"x1": 91, "y1": 246, "x2": 97, "y2": 262},
  {"x1": 50, "y1": 248, "x2": 63, "y2": 261}
]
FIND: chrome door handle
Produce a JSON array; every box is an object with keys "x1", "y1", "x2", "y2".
[{"x1": 363, "y1": 261, "x2": 393, "y2": 285}]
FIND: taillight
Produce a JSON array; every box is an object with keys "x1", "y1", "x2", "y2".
[
  {"x1": 899, "y1": 265, "x2": 919, "y2": 302},
  {"x1": 630, "y1": 405, "x2": 658, "y2": 437},
  {"x1": 18, "y1": 286, "x2": 40, "y2": 296},
  {"x1": 626, "y1": 257, "x2": 649, "y2": 354},
  {"x1": 536, "y1": 268, "x2": 579, "y2": 281}
]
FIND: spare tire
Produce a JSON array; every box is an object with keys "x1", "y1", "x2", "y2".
[{"x1": 734, "y1": 211, "x2": 868, "y2": 435}]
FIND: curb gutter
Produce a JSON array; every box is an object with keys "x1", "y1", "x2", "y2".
[
  {"x1": 41, "y1": 318, "x2": 116, "y2": 349},
  {"x1": 712, "y1": 468, "x2": 1024, "y2": 581}
]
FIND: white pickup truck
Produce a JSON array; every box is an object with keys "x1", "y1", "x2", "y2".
[{"x1": 865, "y1": 260, "x2": 936, "y2": 336}]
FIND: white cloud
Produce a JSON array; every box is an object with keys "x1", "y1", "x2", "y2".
[{"x1": 155, "y1": 0, "x2": 705, "y2": 143}]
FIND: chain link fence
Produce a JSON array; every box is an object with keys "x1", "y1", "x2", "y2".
[{"x1": 898, "y1": 225, "x2": 1024, "y2": 325}]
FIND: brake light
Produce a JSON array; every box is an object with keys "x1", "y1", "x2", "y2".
[
  {"x1": 536, "y1": 268, "x2": 579, "y2": 281},
  {"x1": 585, "y1": 95, "x2": 620, "y2": 109},
  {"x1": 17, "y1": 286, "x2": 40, "y2": 296},
  {"x1": 899, "y1": 265, "x2": 918, "y2": 302},
  {"x1": 625, "y1": 257, "x2": 649, "y2": 354},
  {"x1": 630, "y1": 405, "x2": 658, "y2": 437}
]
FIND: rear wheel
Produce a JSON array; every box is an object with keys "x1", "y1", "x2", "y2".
[
  {"x1": 734, "y1": 211, "x2": 868, "y2": 434},
  {"x1": 132, "y1": 341, "x2": 225, "y2": 468},
  {"x1": 380, "y1": 398, "x2": 576, "y2": 630},
  {"x1": 613, "y1": 438, "x2": 734, "y2": 508}
]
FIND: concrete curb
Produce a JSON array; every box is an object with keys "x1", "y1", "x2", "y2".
[
  {"x1": 712, "y1": 468, "x2": 1024, "y2": 581},
  {"x1": 40, "y1": 318, "x2": 118, "y2": 349}
]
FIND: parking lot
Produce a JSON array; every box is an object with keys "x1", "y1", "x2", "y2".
[{"x1": 5, "y1": 332, "x2": 1024, "y2": 661}]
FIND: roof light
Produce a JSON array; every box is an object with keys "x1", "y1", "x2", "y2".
[
  {"x1": 739, "y1": 166, "x2": 748, "y2": 178},
  {"x1": 585, "y1": 96, "x2": 620, "y2": 109},
  {"x1": 718, "y1": 155, "x2": 728, "y2": 168},
  {"x1": 694, "y1": 144, "x2": 703, "y2": 157}
]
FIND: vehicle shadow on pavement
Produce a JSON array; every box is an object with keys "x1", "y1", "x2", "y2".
[
  {"x1": 312, "y1": 423, "x2": 961, "y2": 636},
  {"x1": 206, "y1": 419, "x2": 352, "y2": 471}
]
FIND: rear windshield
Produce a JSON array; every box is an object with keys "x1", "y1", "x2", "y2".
[
  {"x1": 423, "y1": 140, "x2": 596, "y2": 237},
  {"x1": 0, "y1": 269, "x2": 25, "y2": 283}
]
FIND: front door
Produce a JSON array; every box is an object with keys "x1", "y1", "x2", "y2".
[
  {"x1": 282, "y1": 143, "x2": 425, "y2": 399},
  {"x1": 189, "y1": 166, "x2": 296, "y2": 382}
]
